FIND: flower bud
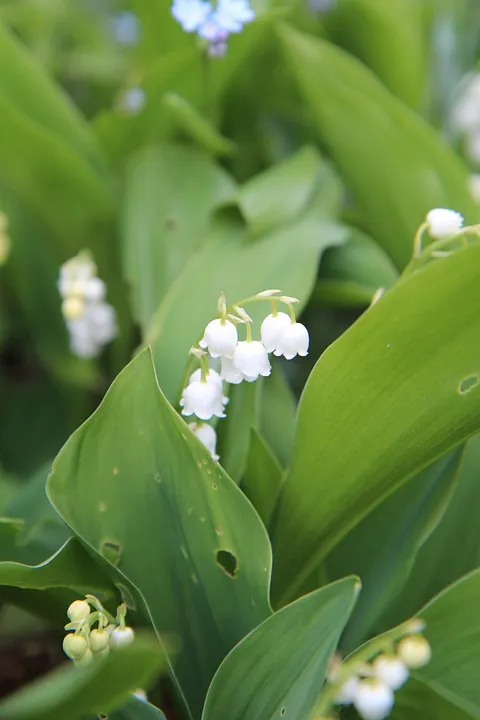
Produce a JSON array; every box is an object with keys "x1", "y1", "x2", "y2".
[
  {"x1": 110, "y1": 626, "x2": 135, "y2": 648},
  {"x1": 397, "y1": 635, "x2": 432, "y2": 669},
  {"x1": 334, "y1": 675, "x2": 360, "y2": 705},
  {"x1": 353, "y1": 678, "x2": 394, "y2": 720},
  {"x1": 63, "y1": 633, "x2": 88, "y2": 660},
  {"x1": 73, "y1": 648, "x2": 94, "y2": 667},
  {"x1": 89, "y1": 628, "x2": 110, "y2": 653},
  {"x1": 62, "y1": 297, "x2": 85, "y2": 320},
  {"x1": 67, "y1": 600, "x2": 91, "y2": 622},
  {"x1": 426, "y1": 208, "x2": 463, "y2": 239},
  {"x1": 372, "y1": 653, "x2": 409, "y2": 690},
  {"x1": 199, "y1": 318, "x2": 238, "y2": 358}
]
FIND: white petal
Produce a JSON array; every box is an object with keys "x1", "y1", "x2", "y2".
[
  {"x1": 220, "y1": 355, "x2": 244, "y2": 384},
  {"x1": 233, "y1": 341, "x2": 271, "y2": 380},
  {"x1": 426, "y1": 208, "x2": 464, "y2": 239},
  {"x1": 274, "y1": 322, "x2": 309, "y2": 360},
  {"x1": 181, "y1": 379, "x2": 226, "y2": 420},
  {"x1": 353, "y1": 680, "x2": 394, "y2": 720},
  {"x1": 189, "y1": 422, "x2": 219, "y2": 460},
  {"x1": 372, "y1": 654, "x2": 409, "y2": 690},
  {"x1": 335, "y1": 675, "x2": 360, "y2": 705}
]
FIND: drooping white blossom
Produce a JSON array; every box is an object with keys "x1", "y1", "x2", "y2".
[
  {"x1": 260, "y1": 312, "x2": 291, "y2": 353},
  {"x1": 199, "y1": 318, "x2": 238, "y2": 358},
  {"x1": 372, "y1": 654, "x2": 409, "y2": 690},
  {"x1": 273, "y1": 322, "x2": 309, "y2": 360},
  {"x1": 189, "y1": 422, "x2": 220, "y2": 460},
  {"x1": 233, "y1": 340, "x2": 271, "y2": 381},
  {"x1": 181, "y1": 370, "x2": 227, "y2": 420},
  {"x1": 426, "y1": 208, "x2": 464, "y2": 239},
  {"x1": 110, "y1": 626, "x2": 135, "y2": 649},
  {"x1": 353, "y1": 679, "x2": 395, "y2": 720}
]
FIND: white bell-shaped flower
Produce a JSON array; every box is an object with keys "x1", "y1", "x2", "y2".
[
  {"x1": 353, "y1": 679, "x2": 394, "y2": 720},
  {"x1": 233, "y1": 340, "x2": 271, "y2": 381},
  {"x1": 273, "y1": 322, "x2": 309, "y2": 360},
  {"x1": 110, "y1": 626, "x2": 135, "y2": 648},
  {"x1": 199, "y1": 318, "x2": 238, "y2": 358},
  {"x1": 188, "y1": 368, "x2": 223, "y2": 387},
  {"x1": 84, "y1": 276, "x2": 106, "y2": 302},
  {"x1": 181, "y1": 372, "x2": 227, "y2": 420},
  {"x1": 189, "y1": 422, "x2": 219, "y2": 461},
  {"x1": 88, "y1": 303, "x2": 117, "y2": 345},
  {"x1": 260, "y1": 312, "x2": 291, "y2": 353},
  {"x1": 396, "y1": 635, "x2": 432, "y2": 669},
  {"x1": 335, "y1": 675, "x2": 360, "y2": 705},
  {"x1": 220, "y1": 355, "x2": 244, "y2": 384},
  {"x1": 372, "y1": 654, "x2": 409, "y2": 690},
  {"x1": 426, "y1": 208, "x2": 464, "y2": 239}
]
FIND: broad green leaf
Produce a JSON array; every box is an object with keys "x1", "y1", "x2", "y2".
[
  {"x1": 216, "y1": 381, "x2": 258, "y2": 484},
  {"x1": 163, "y1": 94, "x2": 236, "y2": 157},
  {"x1": 236, "y1": 146, "x2": 325, "y2": 236},
  {"x1": 47, "y1": 349, "x2": 272, "y2": 720},
  {"x1": 0, "y1": 537, "x2": 113, "y2": 594},
  {"x1": 315, "y1": 228, "x2": 398, "y2": 307},
  {"x1": 258, "y1": 367, "x2": 297, "y2": 468},
  {"x1": 392, "y1": 676, "x2": 480, "y2": 720},
  {"x1": 105, "y1": 698, "x2": 168, "y2": 720},
  {"x1": 122, "y1": 144, "x2": 236, "y2": 328},
  {"x1": 147, "y1": 203, "x2": 345, "y2": 403},
  {"x1": 381, "y1": 433, "x2": 480, "y2": 628},
  {"x1": 418, "y1": 569, "x2": 480, "y2": 709},
  {"x1": 271, "y1": 242, "x2": 480, "y2": 605},
  {"x1": 326, "y1": 447, "x2": 464, "y2": 652},
  {"x1": 241, "y1": 429, "x2": 284, "y2": 528},
  {"x1": 0, "y1": 21, "x2": 100, "y2": 166},
  {"x1": 325, "y1": 0, "x2": 427, "y2": 109},
  {"x1": 0, "y1": 635, "x2": 165, "y2": 720},
  {"x1": 202, "y1": 577, "x2": 359, "y2": 720},
  {"x1": 277, "y1": 24, "x2": 477, "y2": 269}
]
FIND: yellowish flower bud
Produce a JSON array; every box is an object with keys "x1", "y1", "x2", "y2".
[
  {"x1": 62, "y1": 296, "x2": 85, "y2": 320},
  {"x1": 397, "y1": 635, "x2": 432, "y2": 669},
  {"x1": 73, "y1": 648, "x2": 94, "y2": 667},
  {"x1": 67, "y1": 599, "x2": 91, "y2": 622},
  {"x1": 63, "y1": 633, "x2": 88, "y2": 660},
  {"x1": 89, "y1": 628, "x2": 110, "y2": 653}
]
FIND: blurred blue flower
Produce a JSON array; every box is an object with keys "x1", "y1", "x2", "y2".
[
  {"x1": 171, "y1": 0, "x2": 212, "y2": 32},
  {"x1": 171, "y1": 0, "x2": 255, "y2": 54},
  {"x1": 110, "y1": 11, "x2": 141, "y2": 46}
]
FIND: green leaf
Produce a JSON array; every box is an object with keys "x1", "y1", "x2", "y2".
[
  {"x1": 271, "y1": 242, "x2": 480, "y2": 605},
  {"x1": 163, "y1": 94, "x2": 236, "y2": 157},
  {"x1": 326, "y1": 447, "x2": 464, "y2": 652},
  {"x1": 0, "y1": 537, "x2": 113, "y2": 594},
  {"x1": 236, "y1": 146, "x2": 327, "y2": 236},
  {"x1": 384, "y1": 433, "x2": 480, "y2": 624},
  {"x1": 325, "y1": 0, "x2": 427, "y2": 109},
  {"x1": 202, "y1": 577, "x2": 360, "y2": 720},
  {"x1": 315, "y1": 227, "x2": 399, "y2": 308},
  {"x1": 216, "y1": 381, "x2": 258, "y2": 484},
  {"x1": 0, "y1": 21, "x2": 100, "y2": 165},
  {"x1": 392, "y1": 676, "x2": 480, "y2": 720},
  {"x1": 241, "y1": 429, "x2": 284, "y2": 528},
  {"x1": 105, "y1": 698, "x2": 168, "y2": 720},
  {"x1": 277, "y1": 24, "x2": 477, "y2": 269},
  {"x1": 147, "y1": 200, "x2": 345, "y2": 403},
  {"x1": 122, "y1": 144, "x2": 236, "y2": 328},
  {"x1": 0, "y1": 635, "x2": 165, "y2": 720},
  {"x1": 418, "y1": 569, "x2": 480, "y2": 710},
  {"x1": 258, "y1": 367, "x2": 297, "y2": 469},
  {"x1": 47, "y1": 349, "x2": 272, "y2": 720}
]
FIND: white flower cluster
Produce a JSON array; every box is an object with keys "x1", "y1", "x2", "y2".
[
  {"x1": 451, "y1": 73, "x2": 480, "y2": 166},
  {"x1": 333, "y1": 629, "x2": 431, "y2": 720},
  {"x1": 58, "y1": 252, "x2": 117, "y2": 358},
  {"x1": 62, "y1": 597, "x2": 135, "y2": 667},
  {"x1": 181, "y1": 290, "x2": 309, "y2": 461}
]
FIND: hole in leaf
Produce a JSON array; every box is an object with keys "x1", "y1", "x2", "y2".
[
  {"x1": 459, "y1": 375, "x2": 480, "y2": 394},
  {"x1": 280, "y1": 709, "x2": 286, "y2": 717},
  {"x1": 216, "y1": 550, "x2": 238, "y2": 578},
  {"x1": 98, "y1": 714, "x2": 108, "y2": 719},
  {"x1": 100, "y1": 540, "x2": 122, "y2": 566}
]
